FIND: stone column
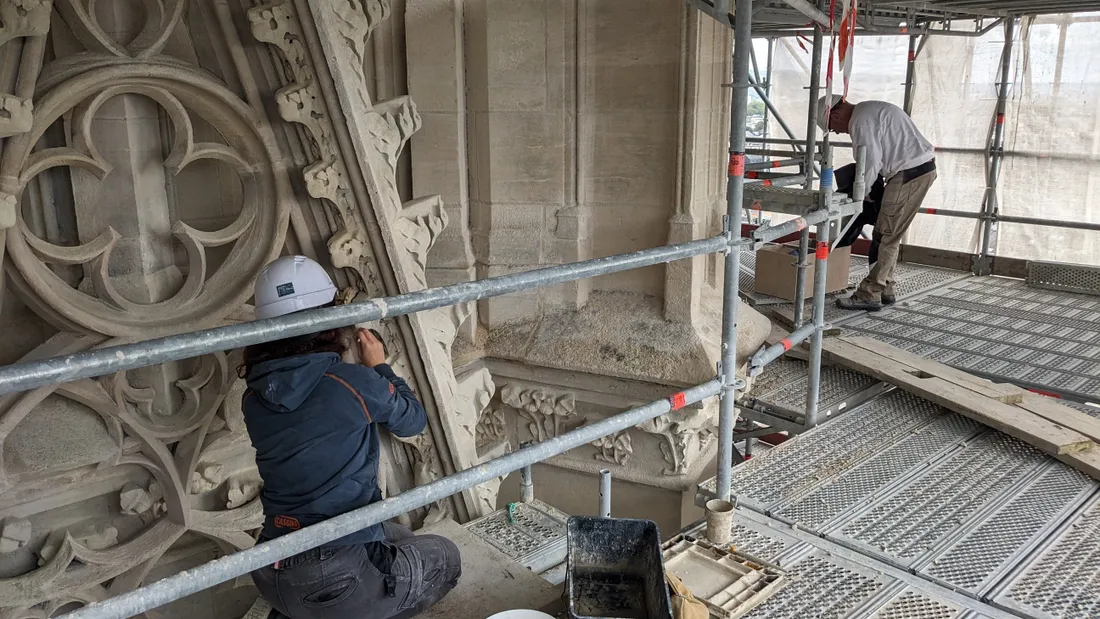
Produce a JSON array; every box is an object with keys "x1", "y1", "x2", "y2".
[
  {"x1": 405, "y1": 0, "x2": 479, "y2": 340},
  {"x1": 464, "y1": 0, "x2": 582, "y2": 327},
  {"x1": 666, "y1": 11, "x2": 733, "y2": 324}
]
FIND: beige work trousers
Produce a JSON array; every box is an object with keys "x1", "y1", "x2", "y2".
[{"x1": 855, "y1": 169, "x2": 937, "y2": 302}]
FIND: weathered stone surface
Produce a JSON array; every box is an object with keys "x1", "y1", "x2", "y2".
[
  {"x1": 1, "y1": 0, "x2": 763, "y2": 616},
  {"x1": 0, "y1": 519, "x2": 32, "y2": 554}
]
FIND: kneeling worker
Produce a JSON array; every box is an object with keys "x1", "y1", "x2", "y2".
[
  {"x1": 819, "y1": 95, "x2": 937, "y2": 310},
  {"x1": 243, "y1": 255, "x2": 461, "y2": 619}
]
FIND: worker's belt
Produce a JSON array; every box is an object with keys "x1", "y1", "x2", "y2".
[{"x1": 901, "y1": 158, "x2": 936, "y2": 184}]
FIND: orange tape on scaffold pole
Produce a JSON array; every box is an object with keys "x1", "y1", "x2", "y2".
[{"x1": 729, "y1": 153, "x2": 745, "y2": 177}]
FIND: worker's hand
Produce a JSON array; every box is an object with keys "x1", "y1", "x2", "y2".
[{"x1": 357, "y1": 328, "x2": 387, "y2": 368}]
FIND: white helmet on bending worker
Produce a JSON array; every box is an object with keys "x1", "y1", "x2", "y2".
[
  {"x1": 817, "y1": 94, "x2": 848, "y2": 134},
  {"x1": 253, "y1": 255, "x2": 340, "y2": 320}
]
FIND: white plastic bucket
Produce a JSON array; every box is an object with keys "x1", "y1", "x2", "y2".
[{"x1": 486, "y1": 611, "x2": 555, "y2": 619}]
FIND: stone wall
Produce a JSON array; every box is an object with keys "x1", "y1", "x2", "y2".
[
  {"x1": 0, "y1": 1, "x2": 769, "y2": 616},
  {"x1": 0, "y1": 0, "x2": 486, "y2": 615}
]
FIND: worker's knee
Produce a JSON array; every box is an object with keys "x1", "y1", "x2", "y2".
[{"x1": 416, "y1": 534, "x2": 463, "y2": 585}]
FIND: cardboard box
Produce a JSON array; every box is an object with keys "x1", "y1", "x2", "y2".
[{"x1": 753, "y1": 242, "x2": 852, "y2": 301}]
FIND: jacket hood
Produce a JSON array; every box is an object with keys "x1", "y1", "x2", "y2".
[{"x1": 246, "y1": 352, "x2": 340, "y2": 412}]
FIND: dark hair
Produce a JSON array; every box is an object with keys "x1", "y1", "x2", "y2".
[{"x1": 239, "y1": 328, "x2": 351, "y2": 378}]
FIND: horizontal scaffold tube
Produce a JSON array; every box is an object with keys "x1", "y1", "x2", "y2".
[
  {"x1": 744, "y1": 158, "x2": 803, "y2": 171},
  {"x1": 0, "y1": 236, "x2": 734, "y2": 396},
  {"x1": 746, "y1": 174, "x2": 810, "y2": 188},
  {"x1": 751, "y1": 208, "x2": 831, "y2": 246},
  {"x1": 60, "y1": 379, "x2": 723, "y2": 619},
  {"x1": 749, "y1": 323, "x2": 816, "y2": 374}
]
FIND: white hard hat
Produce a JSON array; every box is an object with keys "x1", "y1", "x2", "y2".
[
  {"x1": 253, "y1": 256, "x2": 339, "y2": 320},
  {"x1": 817, "y1": 94, "x2": 845, "y2": 133}
]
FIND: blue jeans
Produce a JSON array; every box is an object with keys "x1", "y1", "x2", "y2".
[{"x1": 252, "y1": 522, "x2": 461, "y2": 619}]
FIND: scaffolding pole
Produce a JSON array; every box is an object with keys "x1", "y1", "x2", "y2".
[
  {"x1": 804, "y1": 141, "x2": 833, "y2": 428},
  {"x1": 0, "y1": 236, "x2": 731, "y2": 396},
  {"x1": 60, "y1": 380, "x2": 722, "y2": 619},
  {"x1": 903, "y1": 34, "x2": 919, "y2": 115},
  {"x1": 795, "y1": 5, "x2": 825, "y2": 328},
  {"x1": 978, "y1": 19, "x2": 1015, "y2": 274},
  {"x1": 716, "y1": 0, "x2": 753, "y2": 504}
]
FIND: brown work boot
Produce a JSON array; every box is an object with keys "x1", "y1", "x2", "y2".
[
  {"x1": 836, "y1": 294, "x2": 883, "y2": 311},
  {"x1": 882, "y1": 285, "x2": 896, "y2": 305}
]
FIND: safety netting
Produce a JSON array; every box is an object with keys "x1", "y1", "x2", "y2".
[{"x1": 758, "y1": 12, "x2": 1100, "y2": 266}]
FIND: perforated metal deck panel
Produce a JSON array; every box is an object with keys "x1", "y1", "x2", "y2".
[
  {"x1": 740, "y1": 548, "x2": 897, "y2": 619},
  {"x1": 831, "y1": 430, "x2": 1049, "y2": 569},
  {"x1": 724, "y1": 508, "x2": 1022, "y2": 619},
  {"x1": 916, "y1": 462, "x2": 1096, "y2": 596},
  {"x1": 746, "y1": 356, "x2": 882, "y2": 419},
  {"x1": 679, "y1": 516, "x2": 803, "y2": 566},
  {"x1": 842, "y1": 276, "x2": 1100, "y2": 400},
  {"x1": 766, "y1": 260, "x2": 969, "y2": 325},
  {"x1": 1028, "y1": 260, "x2": 1100, "y2": 297},
  {"x1": 992, "y1": 493, "x2": 1100, "y2": 619},
  {"x1": 772, "y1": 411, "x2": 983, "y2": 532},
  {"x1": 701, "y1": 390, "x2": 945, "y2": 510},
  {"x1": 464, "y1": 499, "x2": 567, "y2": 574},
  {"x1": 1060, "y1": 399, "x2": 1100, "y2": 419},
  {"x1": 866, "y1": 587, "x2": 966, "y2": 619}
]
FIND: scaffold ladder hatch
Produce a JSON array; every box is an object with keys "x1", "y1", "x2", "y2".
[{"x1": 0, "y1": 1, "x2": 864, "y2": 616}]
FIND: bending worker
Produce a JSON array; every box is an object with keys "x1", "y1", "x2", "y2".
[
  {"x1": 242, "y1": 255, "x2": 461, "y2": 619},
  {"x1": 819, "y1": 95, "x2": 937, "y2": 311}
]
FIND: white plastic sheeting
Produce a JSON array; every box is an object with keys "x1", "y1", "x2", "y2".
[{"x1": 761, "y1": 13, "x2": 1100, "y2": 266}]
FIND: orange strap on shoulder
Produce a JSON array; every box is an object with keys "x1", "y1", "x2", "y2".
[{"x1": 325, "y1": 373, "x2": 373, "y2": 422}]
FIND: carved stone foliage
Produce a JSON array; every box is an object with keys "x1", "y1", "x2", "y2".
[
  {"x1": 0, "y1": 1, "x2": 286, "y2": 615},
  {"x1": 501, "y1": 383, "x2": 578, "y2": 443},
  {"x1": 476, "y1": 405, "x2": 507, "y2": 451},
  {"x1": 591, "y1": 430, "x2": 633, "y2": 466},
  {"x1": 639, "y1": 406, "x2": 716, "y2": 476},
  {"x1": 251, "y1": 0, "x2": 489, "y2": 520}
]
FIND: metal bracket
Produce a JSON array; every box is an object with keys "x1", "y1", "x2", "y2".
[{"x1": 972, "y1": 255, "x2": 993, "y2": 276}]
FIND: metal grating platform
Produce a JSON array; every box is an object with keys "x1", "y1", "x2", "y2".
[
  {"x1": 917, "y1": 463, "x2": 1095, "y2": 596},
  {"x1": 697, "y1": 381, "x2": 1100, "y2": 619},
  {"x1": 746, "y1": 356, "x2": 883, "y2": 420},
  {"x1": 992, "y1": 493, "x2": 1100, "y2": 619},
  {"x1": 867, "y1": 588, "x2": 965, "y2": 619},
  {"x1": 679, "y1": 516, "x2": 802, "y2": 566},
  {"x1": 464, "y1": 499, "x2": 567, "y2": 576},
  {"x1": 701, "y1": 390, "x2": 945, "y2": 509},
  {"x1": 1028, "y1": 260, "x2": 1100, "y2": 297},
  {"x1": 833, "y1": 430, "x2": 1048, "y2": 568},
  {"x1": 772, "y1": 412, "x2": 982, "y2": 531},
  {"x1": 740, "y1": 549, "x2": 895, "y2": 619},
  {"x1": 842, "y1": 277, "x2": 1100, "y2": 401},
  {"x1": 764, "y1": 259, "x2": 970, "y2": 325}
]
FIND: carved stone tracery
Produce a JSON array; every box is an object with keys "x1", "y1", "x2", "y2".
[{"x1": 0, "y1": 0, "x2": 470, "y2": 615}]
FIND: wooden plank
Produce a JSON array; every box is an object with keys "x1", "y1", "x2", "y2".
[
  {"x1": 1018, "y1": 395, "x2": 1100, "y2": 444},
  {"x1": 904, "y1": 377, "x2": 1093, "y2": 456},
  {"x1": 822, "y1": 339, "x2": 1094, "y2": 456},
  {"x1": 1058, "y1": 446, "x2": 1100, "y2": 481},
  {"x1": 840, "y1": 336, "x2": 1027, "y2": 403}
]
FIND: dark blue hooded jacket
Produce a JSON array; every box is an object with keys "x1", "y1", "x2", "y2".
[{"x1": 243, "y1": 352, "x2": 426, "y2": 546}]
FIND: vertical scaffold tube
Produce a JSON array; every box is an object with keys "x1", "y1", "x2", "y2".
[
  {"x1": 520, "y1": 464, "x2": 534, "y2": 503},
  {"x1": 794, "y1": 6, "x2": 824, "y2": 327},
  {"x1": 805, "y1": 141, "x2": 833, "y2": 427},
  {"x1": 979, "y1": 19, "x2": 1015, "y2": 270},
  {"x1": 599, "y1": 469, "x2": 611, "y2": 518},
  {"x1": 717, "y1": 0, "x2": 754, "y2": 503}
]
